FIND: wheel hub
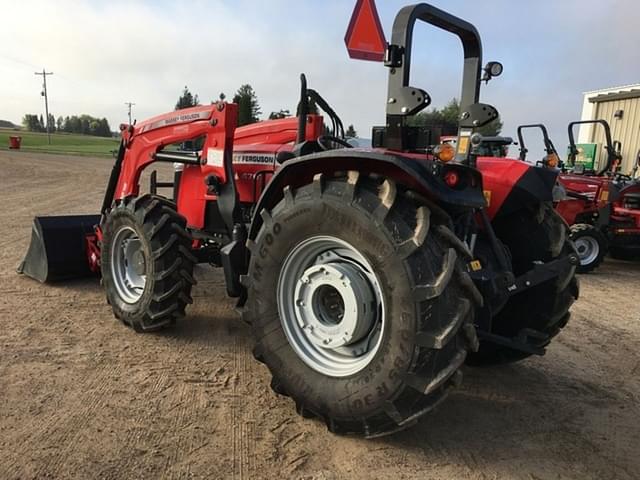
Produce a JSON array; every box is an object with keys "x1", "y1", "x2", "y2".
[
  {"x1": 132, "y1": 250, "x2": 146, "y2": 276},
  {"x1": 574, "y1": 235, "x2": 599, "y2": 265},
  {"x1": 294, "y1": 263, "x2": 375, "y2": 348},
  {"x1": 277, "y1": 236, "x2": 385, "y2": 377}
]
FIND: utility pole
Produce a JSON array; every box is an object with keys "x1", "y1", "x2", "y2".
[
  {"x1": 35, "y1": 69, "x2": 53, "y2": 144},
  {"x1": 125, "y1": 101, "x2": 136, "y2": 125}
]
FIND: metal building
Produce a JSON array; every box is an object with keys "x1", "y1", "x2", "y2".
[{"x1": 578, "y1": 83, "x2": 640, "y2": 174}]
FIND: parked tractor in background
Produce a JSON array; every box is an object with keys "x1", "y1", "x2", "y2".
[
  {"x1": 18, "y1": 2, "x2": 578, "y2": 437},
  {"x1": 517, "y1": 122, "x2": 610, "y2": 272},
  {"x1": 605, "y1": 149, "x2": 640, "y2": 258},
  {"x1": 558, "y1": 120, "x2": 640, "y2": 271}
]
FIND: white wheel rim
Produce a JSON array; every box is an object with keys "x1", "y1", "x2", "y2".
[
  {"x1": 574, "y1": 235, "x2": 600, "y2": 266},
  {"x1": 277, "y1": 236, "x2": 385, "y2": 377},
  {"x1": 111, "y1": 226, "x2": 147, "y2": 303}
]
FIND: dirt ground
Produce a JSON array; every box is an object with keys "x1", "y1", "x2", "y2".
[{"x1": 0, "y1": 151, "x2": 638, "y2": 480}]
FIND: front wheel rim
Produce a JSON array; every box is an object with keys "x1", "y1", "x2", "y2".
[
  {"x1": 277, "y1": 236, "x2": 385, "y2": 377},
  {"x1": 110, "y1": 225, "x2": 147, "y2": 303},
  {"x1": 574, "y1": 235, "x2": 600, "y2": 266}
]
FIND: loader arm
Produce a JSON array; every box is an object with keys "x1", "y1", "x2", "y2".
[{"x1": 116, "y1": 105, "x2": 235, "y2": 200}]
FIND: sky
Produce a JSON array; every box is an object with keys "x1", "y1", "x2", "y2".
[{"x1": 1, "y1": 0, "x2": 639, "y2": 159}]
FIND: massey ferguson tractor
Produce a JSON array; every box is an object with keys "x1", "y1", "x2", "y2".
[{"x1": 18, "y1": 2, "x2": 579, "y2": 437}]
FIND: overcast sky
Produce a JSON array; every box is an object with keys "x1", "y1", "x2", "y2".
[{"x1": 1, "y1": 0, "x2": 638, "y2": 159}]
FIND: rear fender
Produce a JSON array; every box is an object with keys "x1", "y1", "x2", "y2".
[
  {"x1": 478, "y1": 157, "x2": 558, "y2": 219},
  {"x1": 248, "y1": 150, "x2": 485, "y2": 240}
]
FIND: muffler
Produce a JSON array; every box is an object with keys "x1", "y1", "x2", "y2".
[{"x1": 17, "y1": 215, "x2": 101, "y2": 283}]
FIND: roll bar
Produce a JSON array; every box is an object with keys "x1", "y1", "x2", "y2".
[
  {"x1": 385, "y1": 3, "x2": 482, "y2": 114},
  {"x1": 384, "y1": 3, "x2": 497, "y2": 164},
  {"x1": 517, "y1": 124, "x2": 557, "y2": 162},
  {"x1": 568, "y1": 119, "x2": 615, "y2": 177}
]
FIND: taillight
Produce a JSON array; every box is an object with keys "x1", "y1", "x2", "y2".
[{"x1": 444, "y1": 170, "x2": 459, "y2": 187}]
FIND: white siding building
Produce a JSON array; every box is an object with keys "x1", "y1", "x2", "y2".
[{"x1": 578, "y1": 83, "x2": 640, "y2": 174}]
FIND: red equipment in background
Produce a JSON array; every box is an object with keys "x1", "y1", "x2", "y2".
[
  {"x1": 517, "y1": 120, "x2": 640, "y2": 271},
  {"x1": 9, "y1": 136, "x2": 22, "y2": 149},
  {"x1": 607, "y1": 150, "x2": 640, "y2": 258}
]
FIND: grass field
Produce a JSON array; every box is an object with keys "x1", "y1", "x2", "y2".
[{"x1": 0, "y1": 128, "x2": 119, "y2": 156}]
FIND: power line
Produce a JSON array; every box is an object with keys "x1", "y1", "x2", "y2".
[
  {"x1": 125, "y1": 101, "x2": 136, "y2": 125},
  {"x1": 35, "y1": 69, "x2": 53, "y2": 145}
]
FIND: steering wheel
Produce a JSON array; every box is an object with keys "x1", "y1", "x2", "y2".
[{"x1": 317, "y1": 135, "x2": 353, "y2": 151}]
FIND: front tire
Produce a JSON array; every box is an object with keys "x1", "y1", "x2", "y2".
[
  {"x1": 570, "y1": 223, "x2": 607, "y2": 273},
  {"x1": 101, "y1": 195, "x2": 196, "y2": 332},
  {"x1": 243, "y1": 173, "x2": 480, "y2": 437}
]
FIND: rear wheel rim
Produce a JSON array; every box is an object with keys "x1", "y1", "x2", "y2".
[
  {"x1": 575, "y1": 235, "x2": 599, "y2": 266},
  {"x1": 277, "y1": 236, "x2": 385, "y2": 378},
  {"x1": 111, "y1": 226, "x2": 147, "y2": 303}
]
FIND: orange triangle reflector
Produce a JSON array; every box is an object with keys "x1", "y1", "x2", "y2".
[{"x1": 344, "y1": 0, "x2": 387, "y2": 62}]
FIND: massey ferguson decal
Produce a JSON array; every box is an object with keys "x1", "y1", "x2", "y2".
[
  {"x1": 232, "y1": 153, "x2": 276, "y2": 165},
  {"x1": 140, "y1": 110, "x2": 212, "y2": 133}
]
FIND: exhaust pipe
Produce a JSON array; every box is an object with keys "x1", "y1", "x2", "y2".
[{"x1": 17, "y1": 215, "x2": 101, "y2": 283}]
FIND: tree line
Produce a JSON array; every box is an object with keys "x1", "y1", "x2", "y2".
[{"x1": 22, "y1": 113, "x2": 112, "y2": 137}]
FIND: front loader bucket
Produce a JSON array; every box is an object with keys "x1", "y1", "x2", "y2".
[{"x1": 17, "y1": 215, "x2": 101, "y2": 283}]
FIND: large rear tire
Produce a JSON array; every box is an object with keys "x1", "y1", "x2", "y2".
[
  {"x1": 243, "y1": 173, "x2": 481, "y2": 437},
  {"x1": 570, "y1": 223, "x2": 607, "y2": 273},
  {"x1": 101, "y1": 195, "x2": 196, "y2": 332},
  {"x1": 468, "y1": 203, "x2": 579, "y2": 365}
]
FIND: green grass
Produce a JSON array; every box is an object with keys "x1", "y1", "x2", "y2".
[{"x1": 0, "y1": 128, "x2": 119, "y2": 156}]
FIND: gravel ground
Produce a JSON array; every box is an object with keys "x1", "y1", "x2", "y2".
[{"x1": 0, "y1": 151, "x2": 638, "y2": 480}]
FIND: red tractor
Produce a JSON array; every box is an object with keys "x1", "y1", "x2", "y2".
[
  {"x1": 556, "y1": 120, "x2": 621, "y2": 272},
  {"x1": 517, "y1": 122, "x2": 612, "y2": 272},
  {"x1": 600, "y1": 149, "x2": 640, "y2": 259},
  {"x1": 18, "y1": 3, "x2": 578, "y2": 437}
]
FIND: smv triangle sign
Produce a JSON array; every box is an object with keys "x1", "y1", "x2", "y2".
[{"x1": 344, "y1": 0, "x2": 387, "y2": 62}]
